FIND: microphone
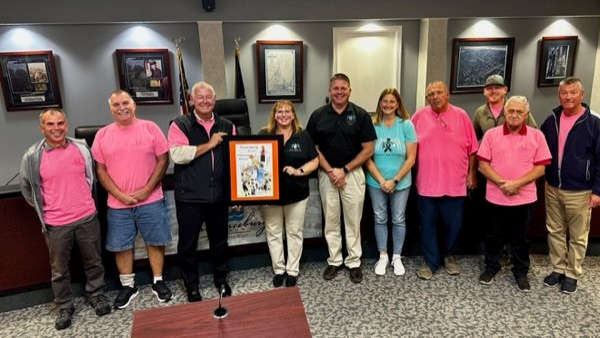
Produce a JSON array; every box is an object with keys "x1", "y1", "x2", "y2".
[{"x1": 213, "y1": 284, "x2": 228, "y2": 319}]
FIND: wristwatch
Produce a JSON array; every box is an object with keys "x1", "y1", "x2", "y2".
[
  {"x1": 299, "y1": 168, "x2": 304, "y2": 175},
  {"x1": 393, "y1": 178, "x2": 399, "y2": 184},
  {"x1": 343, "y1": 166, "x2": 349, "y2": 174}
]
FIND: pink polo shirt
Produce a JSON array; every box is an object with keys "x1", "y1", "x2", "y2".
[
  {"x1": 412, "y1": 104, "x2": 478, "y2": 197},
  {"x1": 477, "y1": 124, "x2": 551, "y2": 206},
  {"x1": 39, "y1": 142, "x2": 96, "y2": 225},
  {"x1": 91, "y1": 119, "x2": 169, "y2": 209},
  {"x1": 558, "y1": 108, "x2": 584, "y2": 166}
]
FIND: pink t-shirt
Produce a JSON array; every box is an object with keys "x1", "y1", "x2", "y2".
[
  {"x1": 558, "y1": 109, "x2": 584, "y2": 166},
  {"x1": 39, "y1": 142, "x2": 96, "y2": 225},
  {"x1": 91, "y1": 119, "x2": 169, "y2": 209},
  {"x1": 477, "y1": 124, "x2": 552, "y2": 206},
  {"x1": 411, "y1": 104, "x2": 479, "y2": 197},
  {"x1": 490, "y1": 102, "x2": 503, "y2": 119}
]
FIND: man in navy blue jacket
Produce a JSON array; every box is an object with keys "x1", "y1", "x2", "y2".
[{"x1": 540, "y1": 77, "x2": 600, "y2": 294}]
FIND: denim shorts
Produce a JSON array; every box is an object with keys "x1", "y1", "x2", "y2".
[{"x1": 105, "y1": 198, "x2": 172, "y2": 252}]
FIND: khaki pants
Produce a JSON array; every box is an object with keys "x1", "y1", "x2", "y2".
[
  {"x1": 545, "y1": 183, "x2": 592, "y2": 279},
  {"x1": 318, "y1": 168, "x2": 365, "y2": 268},
  {"x1": 261, "y1": 198, "x2": 308, "y2": 277}
]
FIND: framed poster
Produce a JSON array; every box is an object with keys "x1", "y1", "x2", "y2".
[
  {"x1": 115, "y1": 48, "x2": 173, "y2": 104},
  {"x1": 450, "y1": 37, "x2": 515, "y2": 94},
  {"x1": 0, "y1": 50, "x2": 62, "y2": 111},
  {"x1": 255, "y1": 40, "x2": 303, "y2": 103},
  {"x1": 537, "y1": 36, "x2": 578, "y2": 87},
  {"x1": 226, "y1": 135, "x2": 283, "y2": 204}
]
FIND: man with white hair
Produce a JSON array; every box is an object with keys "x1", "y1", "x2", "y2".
[
  {"x1": 540, "y1": 77, "x2": 600, "y2": 294},
  {"x1": 168, "y1": 81, "x2": 236, "y2": 302},
  {"x1": 477, "y1": 96, "x2": 551, "y2": 291}
]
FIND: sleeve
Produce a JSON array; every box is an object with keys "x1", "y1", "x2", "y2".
[
  {"x1": 477, "y1": 132, "x2": 492, "y2": 162},
  {"x1": 404, "y1": 120, "x2": 417, "y2": 143},
  {"x1": 167, "y1": 122, "x2": 197, "y2": 164},
  {"x1": 90, "y1": 129, "x2": 105, "y2": 164},
  {"x1": 464, "y1": 114, "x2": 479, "y2": 154},
  {"x1": 19, "y1": 153, "x2": 34, "y2": 207},
  {"x1": 533, "y1": 130, "x2": 552, "y2": 165},
  {"x1": 592, "y1": 120, "x2": 600, "y2": 195},
  {"x1": 149, "y1": 122, "x2": 169, "y2": 156},
  {"x1": 305, "y1": 112, "x2": 319, "y2": 146},
  {"x1": 304, "y1": 131, "x2": 318, "y2": 159},
  {"x1": 472, "y1": 110, "x2": 483, "y2": 140},
  {"x1": 359, "y1": 113, "x2": 377, "y2": 142},
  {"x1": 232, "y1": 124, "x2": 237, "y2": 136}
]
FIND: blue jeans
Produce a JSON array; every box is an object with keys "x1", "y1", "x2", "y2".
[
  {"x1": 417, "y1": 195, "x2": 465, "y2": 272},
  {"x1": 368, "y1": 186, "x2": 409, "y2": 255}
]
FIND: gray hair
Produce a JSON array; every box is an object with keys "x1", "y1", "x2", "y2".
[
  {"x1": 39, "y1": 108, "x2": 66, "y2": 125},
  {"x1": 191, "y1": 81, "x2": 216, "y2": 97},
  {"x1": 505, "y1": 95, "x2": 530, "y2": 113},
  {"x1": 559, "y1": 76, "x2": 584, "y2": 92}
]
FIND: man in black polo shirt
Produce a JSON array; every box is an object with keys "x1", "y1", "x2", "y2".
[
  {"x1": 306, "y1": 73, "x2": 376, "y2": 283},
  {"x1": 167, "y1": 81, "x2": 235, "y2": 302}
]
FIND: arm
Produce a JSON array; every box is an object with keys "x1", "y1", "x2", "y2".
[
  {"x1": 330, "y1": 141, "x2": 374, "y2": 188},
  {"x1": 478, "y1": 160, "x2": 506, "y2": 187},
  {"x1": 130, "y1": 152, "x2": 169, "y2": 201},
  {"x1": 96, "y1": 161, "x2": 137, "y2": 205},
  {"x1": 283, "y1": 156, "x2": 319, "y2": 176},
  {"x1": 19, "y1": 155, "x2": 34, "y2": 207},
  {"x1": 466, "y1": 154, "x2": 478, "y2": 189},
  {"x1": 500, "y1": 165, "x2": 546, "y2": 195}
]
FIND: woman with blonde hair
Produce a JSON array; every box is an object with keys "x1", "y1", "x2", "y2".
[
  {"x1": 365, "y1": 88, "x2": 417, "y2": 276},
  {"x1": 259, "y1": 100, "x2": 319, "y2": 287}
]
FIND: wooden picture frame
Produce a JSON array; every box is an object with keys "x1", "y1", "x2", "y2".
[
  {"x1": 226, "y1": 135, "x2": 283, "y2": 204},
  {"x1": 255, "y1": 40, "x2": 303, "y2": 103},
  {"x1": 115, "y1": 48, "x2": 173, "y2": 104},
  {"x1": 537, "y1": 36, "x2": 578, "y2": 87},
  {"x1": 0, "y1": 50, "x2": 62, "y2": 111},
  {"x1": 450, "y1": 37, "x2": 515, "y2": 94}
]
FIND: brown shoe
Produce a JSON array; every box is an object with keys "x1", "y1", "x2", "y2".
[
  {"x1": 323, "y1": 265, "x2": 342, "y2": 280},
  {"x1": 444, "y1": 256, "x2": 460, "y2": 275},
  {"x1": 349, "y1": 267, "x2": 363, "y2": 284},
  {"x1": 416, "y1": 263, "x2": 433, "y2": 280}
]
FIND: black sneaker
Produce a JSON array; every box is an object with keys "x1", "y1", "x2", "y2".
[
  {"x1": 516, "y1": 275, "x2": 530, "y2": 292},
  {"x1": 543, "y1": 272, "x2": 565, "y2": 287},
  {"x1": 272, "y1": 274, "x2": 285, "y2": 287},
  {"x1": 349, "y1": 267, "x2": 363, "y2": 284},
  {"x1": 152, "y1": 281, "x2": 172, "y2": 303},
  {"x1": 55, "y1": 307, "x2": 74, "y2": 330},
  {"x1": 479, "y1": 270, "x2": 496, "y2": 285},
  {"x1": 186, "y1": 287, "x2": 202, "y2": 302},
  {"x1": 561, "y1": 277, "x2": 577, "y2": 294},
  {"x1": 323, "y1": 265, "x2": 342, "y2": 280},
  {"x1": 88, "y1": 294, "x2": 111, "y2": 316},
  {"x1": 113, "y1": 286, "x2": 138, "y2": 309},
  {"x1": 285, "y1": 275, "x2": 297, "y2": 287}
]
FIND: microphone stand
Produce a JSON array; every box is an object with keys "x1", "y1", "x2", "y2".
[{"x1": 213, "y1": 284, "x2": 228, "y2": 319}]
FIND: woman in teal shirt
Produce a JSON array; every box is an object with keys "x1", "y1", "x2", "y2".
[{"x1": 365, "y1": 88, "x2": 417, "y2": 276}]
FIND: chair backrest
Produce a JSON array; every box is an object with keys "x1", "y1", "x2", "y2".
[
  {"x1": 214, "y1": 98, "x2": 251, "y2": 135},
  {"x1": 74, "y1": 125, "x2": 105, "y2": 147}
]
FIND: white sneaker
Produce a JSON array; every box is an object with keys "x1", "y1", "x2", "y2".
[
  {"x1": 374, "y1": 255, "x2": 389, "y2": 276},
  {"x1": 391, "y1": 255, "x2": 405, "y2": 276}
]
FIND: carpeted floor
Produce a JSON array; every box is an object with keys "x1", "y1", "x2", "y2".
[{"x1": 1, "y1": 255, "x2": 599, "y2": 337}]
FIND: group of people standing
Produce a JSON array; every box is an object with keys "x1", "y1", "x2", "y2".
[{"x1": 19, "y1": 72, "x2": 599, "y2": 331}]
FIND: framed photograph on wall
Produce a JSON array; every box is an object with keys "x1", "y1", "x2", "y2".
[
  {"x1": 115, "y1": 48, "x2": 173, "y2": 104},
  {"x1": 0, "y1": 50, "x2": 62, "y2": 111},
  {"x1": 537, "y1": 36, "x2": 578, "y2": 87},
  {"x1": 255, "y1": 40, "x2": 303, "y2": 103},
  {"x1": 226, "y1": 135, "x2": 283, "y2": 204},
  {"x1": 450, "y1": 37, "x2": 515, "y2": 94}
]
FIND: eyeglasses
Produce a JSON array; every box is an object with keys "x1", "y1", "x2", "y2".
[{"x1": 276, "y1": 110, "x2": 293, "y2": 115}]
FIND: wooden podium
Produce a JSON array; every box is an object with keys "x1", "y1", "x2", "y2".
[{"x1": 131, "y1": 286, "x2": 311, "y2": 337}]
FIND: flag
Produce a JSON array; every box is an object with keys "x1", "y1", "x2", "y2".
[
  {"x1": 235, "y1": 45, "x2": 246, "y2": 99},
  {"x1": 176, "y1": 45, "x2": 190, "y2": 115}
]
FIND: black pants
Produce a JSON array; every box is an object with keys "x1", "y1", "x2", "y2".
[
  {"x1": 176, "y1": 201, "x2": 229, "y2": 289},
  {"x1": 484, "y1": 202, "x2": 534, "y2": 277}
]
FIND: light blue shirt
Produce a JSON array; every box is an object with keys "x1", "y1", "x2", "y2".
[{"x1": 366, "y1": 117, "x2": 417, "y2": 190}]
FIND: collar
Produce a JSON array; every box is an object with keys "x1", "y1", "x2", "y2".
[
  {"x1": 194, "y1": 111, "x2": 214, "y2": 123},
  {"x1": 503, "y1": 123, "x2": 527, "y2": 135},
  {"x1": 42, "y1": 138, "x2": 70, "y2": 151}
]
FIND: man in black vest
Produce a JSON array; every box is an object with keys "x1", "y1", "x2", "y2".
[{"x1": 167, "y1": 81, "x2": 235, "y2": 302}]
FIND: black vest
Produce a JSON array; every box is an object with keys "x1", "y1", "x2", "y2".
[{"x1": 172, "y1": 113, "x2": 234, "y2": 203}]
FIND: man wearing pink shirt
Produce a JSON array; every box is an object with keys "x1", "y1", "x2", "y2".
[
  {"x1": 20, "y1": 109, "x2": 111, "y2": 330},
  {"x1": 540, "y1": 77, "x2": 600, "y2": 294},
  {"x1": 411, "y1": 81, "x2": 478, "y2": 280},
  {"x1": 167, "y1": 81, "x2": 235, "y2": 302},
  {"x1": 477, "y1": 96, "x2": 551, "y2": 291},
  {"x1": 92, "y1": 90, "x2": 171, "y2": 309}
]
